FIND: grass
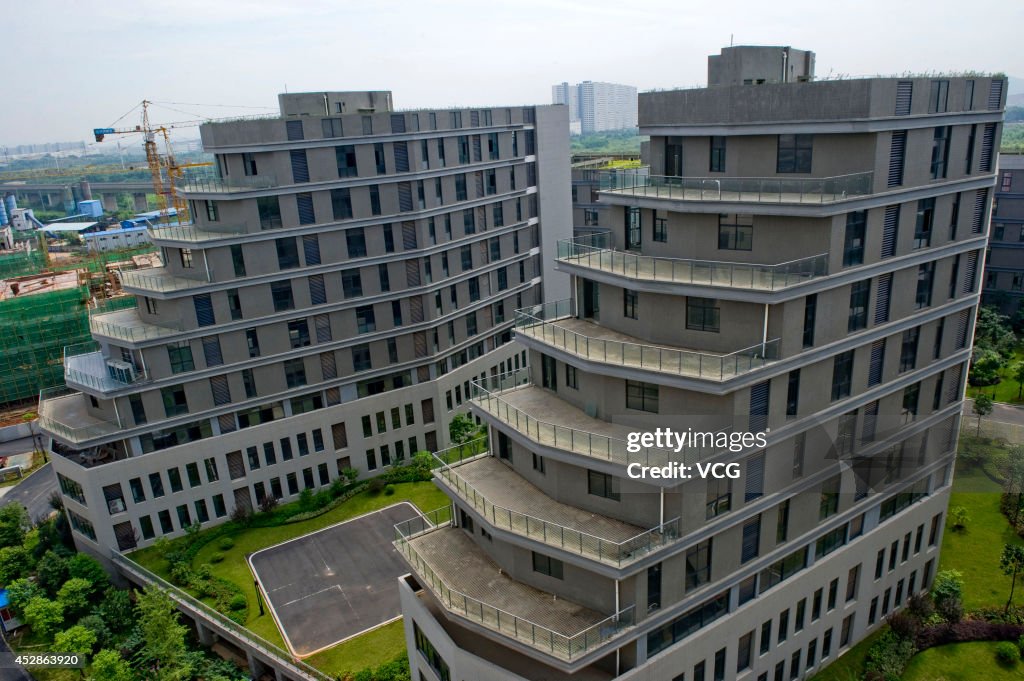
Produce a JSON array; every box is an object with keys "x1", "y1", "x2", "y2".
[
  {"x1": 903, "y1": 641, "x2": 1024, "y2": 680},
  {"x1": 809, "y1": 628, "x2": 886, "y2": 681},
  {"x1": 967, "y1": 347, "x2": 1024, "y2": 404},
  {"x1": 131, "y1": 480, "x2": 449, "y2": 670},
  {"x1": 305, "y1": 619, "x2": 406, "y2": 677},
  {"x1": 0, "y1": 450, "x2": 45, "y2": 488}
]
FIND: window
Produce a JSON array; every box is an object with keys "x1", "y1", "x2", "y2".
[
  {"x1": 565, "y1": 364, "x2": 578, "y2": 389},
  {"x1": 336, "y1": 145, "x2": 357, "y2": 177},
  {"x1": 230, "y1": 245, "x2": 246, "y2": 277},
  {"x1": 356, "y1": 305, "x2": 376, "y2": 333},
  {"x1": 843, "y1": 211, "x2": 866, "y2": 266},
  {"x1": 257, "y1": 196, "x2": 282, "y2": 229},
  {"x1": 903, "y1": 382, "x2": 921, "y2": 421},
  {"x1": 686, "y1": 539, "x2": 712, "y2": 588},
  {"x1": 718, "y1": 214, "x2": 752, "y2": 250},
  {"x1": 623, "y1": 289, "x2": 638, "y2": 319},
  {"x1": 322, "y1": 118, "x2": 343, "y2": 137},
  {"x1": 167, "y1": 341, "x2": 194, "y2": 374},
  {"x1": 931, "y1": 126, "x2": 951, "y2": 179},
  {"x1": 588, "y1": 470, "x2": 620, "y2": 501},
  {"x1": 346, "y1": 227, "x2": 367, "y2": 258},
  {"x1": 626, "y1": 207, "x2": 641, "y2": 249},
  {"x1": 916, "y1": 262, "x2": 935, "y2": 309},
  {"x1": 929, "y1": 79, "x2": 949, "y2": 113},
  {"x1": 848, "y1": 280, "x2": 870, "y2": 332},
  {"x1": 161, "y1": 385, "x2": 187, "y2": 417},
  {"x1": 276, "y1": 238, "x2": 300, "y2": 270},
  {"x1": 204, "y1": 200, "x2": 218, "y2": 222},
  {"x1": 706, "y1": 477, "x2": 731, "y2": 519},
  {"x1": 900, "y1": 327, "x2": 919, "y2": 372},
  {"x1": 331, "y1": 188, "x2": 353, "y2": 220},
  {"x1": 777, "y1": 134, "x2": 813, "y2": 173},
  {"x1": 687, "y1": 297, "x2": 720, "y2": 332},
  {"x1": 341, "y1": 269, "x2": 363, "y2": 298},
  {"x1": 352, "y1": 344, "x2": 371, "y2": 372},
  {"x1": 803, "y1": 294, "x2": 817, "y2": 348},
  {"x1": 709, "y1": 136, "x2": 726, "y2": 172},
  {"x1": 653, "y1": 216, "x2": 667, "y2": 242},
  {"x1": 786, "y1": 370, "x2": 800, "y2": 417},
  {"x1": 284, "y1": 358, "x2": 306, "y2": 388},
  {"x1": 820, "y1": 476, "x2": 840, "y2": 519},
  {"x1": 179, "y1": 248, "x2": 194, "y2": 268},
  {"x1": 914, "y1": 198, "x2": 935, "y2": 248},
  {"x1": 532, "y1": 552, "x2": 564, "y2": 579},
  {"x1": 270, "y1": 281, "x2": 294, "y2": 312},
  {"x1": 831, "y1": 350, "x2": 854, "y2": 401},
  {"x1": 287, "y1": 319, "x2": 310, "y2": 348},
  {"x1": 626, "y1": 380, "x2": 659, "y2": 413},
  {"x1": 369, "y1": 186, "x2": 381, "y2": 215}
]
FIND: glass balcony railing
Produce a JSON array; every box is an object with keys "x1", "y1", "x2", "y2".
[
  {"x1": 64, "y1": 342, "x2": 148, "y2": 393},
  {"x1": 435, "y1": 455, "x2": 683, "y2": 567},
  {"x1": 470, "y1": 369, "x2": 723, "y2": 467},
  {"x1": 395, "y1": 514, "x2": 635, "y2": 662},
  {"x1": 38, "y1": 387, "x2": 122, "y2": 444},
  {"x1": 182, "y1": 173, "x2": 277, "y2": 193},
  {"x1": 557, "y1": 236, "x2": 828, "y2": 291},
  {"x1": 598, "y1": 171, "x2": 874, "y2": 204},
  {"x1": 118, "y1": 267, "x2": 211, "y2": 293},
  {"x1": 516, "y1": 300, "x2": 779, "y2": 381},
  {"x1": 89, "y1": 307, "x2": 183, "y2": 343},
  {"x1": 148, "y1": 222, "x2": 249, "y2": 243}
]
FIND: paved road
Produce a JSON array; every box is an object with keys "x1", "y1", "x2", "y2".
[
  {"x1": 0, "y1": 634, "x2": 33, "y2": 681},
  {"x1": 0, "y1": 463, "x2": 58, "y2": 523},
  {"x1": 964, "y1": 398, "x2": 1024, "y2": 427},
  {"x1": 0, "y1": 437, "x2": 35, "y2": 459}
]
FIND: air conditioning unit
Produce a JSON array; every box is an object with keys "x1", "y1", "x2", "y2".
[{"x1": 106, "y1": 359, "x2": 136, "y2": 384}]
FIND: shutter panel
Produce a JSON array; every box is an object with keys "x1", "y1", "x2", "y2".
[
  {"x1": 472, "y1": 135, "x2": 482, "y2": 162},
  {"x1": 326, "y1": 387, "x2": 341, "y2": 406},
  {"x1": 314, "y1": 314, "x2": 332, "y2": 343},
  {"x1": 895, "y1": 81, "x2": 913, "y2": 115},
  {"x1": 296, "y1": 193, "x2": 315, "y2": 225},
  {"x1": 741, "y1": 518, "x2": 760, "y2": 562},
  {"x1": 409, "y1": 296, "x2": 424, "y2": 323},
  {"x1": 397, "y1": 182, "x2": 413, "y2": 212},
  {"x1": 194, "y1": 294, "x2": 215, "y2": 327},
  {"x1": 302, "y1": 234, "x2": 321, "y2": 265},
  {"x1": 421, "y1": 398, "x2": 435, "y2": 424},
  {"x1": 218, "y1": 413, "x2": 236, "y2": 433},
  {"x1": 972, "y1": 188, "x2": 989, "y2": 233},
  {"x1": 417, "y1": 366, "x2": 430, "y2": 382},
  {"x1": 470, "y1": 110, "x2": 480, "y2": 127},
  {"x1": 286, "y1": 120, "x2": 304, "y2": 141},
  {"x1": 868, "y1": 340, "x2": 885, "y2": 386},
  {"x1": 320, "y1": 351, "x2": 337, "y2": 379},
  {"x1": 980, "y1": 124, "x2": 996, "y2": 172},
  {"x1": 290, "y1": 149, "x2": 310, "y2": 183},
  {"x1": 963, "y1": 251, "x2": 979, "y2": 293},
  {"x1": 862, "y1": 400, "x2": 879, "y2": 445},
  {"x1": 875, "y1": 274, "x2": 892, "y2": 324},
  {"x1": 955, "y1": 310, "x2": 970, "y2": 348},
  {"x1": 887, "y1": 131, "x2": 906, "y2": 187},
  {"x1": 308, "y1": 274, "x2": 326, "y2": 305},
  {"x1": 113, "y1": 522, "x2": 137, "y2": 551},
  {"x1": 881, "y1": 206, "x2": 899, "y2": 258},
  {"x1": 394, "y1": 141, "x2": 409, "y2": 172},
  {"x1": 233, "y1": 486, "x2": 253, "y2": 512},
  {"x1": 402, "y1": 221, "x2": 418, "y2": 250},
  {"x1": 749, "y1": 381, "x2": 770, "y2": 433},
  {"x1": 414, "y1": 331, "x2": 428, "y2": 358},
  {"x1": 946, "y1": 366, "x2": 963, "y2": 403},
  {"x1": 474, "y1": 171, "x2": 484, "y2": 197},
  {"x1": 390, "y1": 114, "x2": 406, "y2": 133},
  {"x1": 477, "y1": 206, "x2": 487, "y2": 230},
  {"x1": 226, "y1": 451, "x2": 245, "y2": 480},
  {"x1": 745, "y1": 453, "x2": 765, "y2": 501},
  {"x1": 988, "y1": 79, "x2": 1004, "y2": 109},
  {"x1": 202, "y1": 336, "x2": 223, "y2": 367},
  {"x1": 405, "y1": 259, "x2": 421, "y2": 287},
  {"x1": 331, "y1": 422, "x2": 348, "y2": 450},
  {"x1": 210, "y1": 375, "x2": 231, "y2": 405}
]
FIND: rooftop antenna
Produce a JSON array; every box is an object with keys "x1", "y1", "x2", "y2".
[{"x1": 730, "y1": 34, "x2": 734, "y2": 46}]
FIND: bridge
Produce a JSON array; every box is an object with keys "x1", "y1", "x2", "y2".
[{"x1": 0, "y1": 180, "x2": 156, "y2": 212}]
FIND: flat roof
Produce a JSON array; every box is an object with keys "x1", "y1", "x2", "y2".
[
  {"x1": 84, "y1": 226, "x2": 148, "y2": 237},
  {"x1": 42, "y1": 222, "x2": 98, "y2": 233}
]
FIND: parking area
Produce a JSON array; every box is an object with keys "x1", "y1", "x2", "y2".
[{"x1": 249, "y1": 503, "x2": 424, "y2": 656}]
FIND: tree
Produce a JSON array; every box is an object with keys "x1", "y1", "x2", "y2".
[
  {"x1": 4, "y1": 578, "x2": 41, "y2": 614},
  {"x1": 976, "y1": 306, "x2": 1018, "y2": 357},
  {"x1": 974, "y1": 394, "x2": 995, "y2": 435},
  {"x1": 448, "y1": 413, "x2": 480, "y2": 446},
  {"x1": 951, "y1": 505, "x2": 970, "y2": 532},
  {"x1": 135, "y1": 585, "x2": 191, "y2": 680},
  {"x1": 88, "y1": 649, "x2": 134, "y2": 681},
  {"x1": 1002, "y1": 544, "x2": 1024, "y2": 614},
  {"x1": 57, "y1": 577, "x2": 95, "y2": 619},
  {"x1": 932, "y1": 569, "x2": 964, "y2": 622},
  {"x1": 22, "y1": 596, "x2": 64, "y2": 638},
  {"x1": 1004, "y1": 445, "x2": 1024, "y2": 526},
  {"x1": 0, "y1": 545, "x2": 31, "y2": 583},
  {"x1": 67, "y1": 554, "x2": 107, "y2": 594},
  {"x1": 35, "y1": 549, "x2": 70, "y2": 596},
  {"x1": 52, "y1": 624, "x2": 97, "y2": 656},
  {"x1": 1014, "y1": 362, "x2": 1024, "y2": 400},
  {"x1": 95, "y1": 587, "x2": 134, "y2": 633},
  {"x1": 0, "y1": 503, "x2": 30, "y2": 548}
]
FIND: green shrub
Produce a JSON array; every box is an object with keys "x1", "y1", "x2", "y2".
[
  {"x1": 1017, "y1": 634, "x2": 1024, "y2": 655},
  {"x1": 228, "y1": 594, "x2": 247, "y2": 611},
  {"x1": 997, "y1": 641, "x2": 1020, "y2": 664},
  {"x1": 218, "y1": 537, "x2": 235, "y2": 551},
  {"x1": 368, "y1": 477, "x2": 387, "y2": 494},
  {"x1": 209, "y1": 552, "x2": 225, "y2": 564},
  {"x1": 865, "y1": 630, "x2": 917, "y2": 680},
  {"x1": 384, "y1": 484, "x2": 395, "y2": 496}
]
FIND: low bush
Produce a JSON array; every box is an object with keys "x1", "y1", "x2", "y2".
[
  {"x1": 384, "y1": 484, "x2": 395, "y2": 496},
  {"x1": 217, "y1": 537, "x2": 235, "y2": 551},
  {"x1": 997, "y1": 641, "x2": 1020, "y2": 664},
  {"x1": 865, "y1": 629, "x2": 917, "y2": 681},
  {"x1": 228, "y1": 594, "x2": 247, "y2": 612},
  {"x1": 209, "y1": 552, "x2": 225, "y2": 564},
  {"x1": 368, "y1": 477, "x2": 387, "y2": 494}
]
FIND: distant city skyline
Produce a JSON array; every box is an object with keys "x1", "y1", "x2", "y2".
[{"x1": 4, "y1": 0, "x2": 1021, "y2": 146}]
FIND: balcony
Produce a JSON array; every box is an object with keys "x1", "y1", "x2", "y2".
[
  {"x1": 119, "y1": 267, "x2": 212, "y2": 294},
  {"x1": 64, "y1": 342, "x2": 148, "y2": 393},
  {"x1": 90, "y1": 307, "x2": 183, "y2": 343},
  {"x1": 182, "y1": 173, "x2": 277, "y2": 194},
  {"x1": 471, "y1": 370, "x2": 720, "y2": 468},
  {"x1": 148, "y1": 222, "x2": 249, "y2": 244},
  {"x1": 516, "y1": 300, "x2": 779, "y2": 382},
  {"x1": 436, "y1": 454, "x2": 681, "y2": 567},
  {"x1": 598, "y1": 171, "x2": 874, "y2": 205},
  {"x1": 38, "y1": 387, "x2": 123, "y2": 446},
  {"x1": 557, "y1": 236, "x2": 828, "y2": 292},
  {"x1": 395, "y1": 514, "x2": 634, "y2": 662}
]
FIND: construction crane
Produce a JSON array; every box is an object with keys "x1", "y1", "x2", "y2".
[{"x1": 93, "y1": 100, "x2": 211, "y2": 223}]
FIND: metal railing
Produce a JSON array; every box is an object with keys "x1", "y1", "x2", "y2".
[
  {"x1": 435, "y1": 455, "x2": 682, "y2": 566},
  {"x1": 38, "y1": 386, "x2": 122, "y2": 443},
  {"x1": 557, "y1": 236, "x2": 828, "y2": 291},
  {"x1": 470, "y1": 369, "x2": 720, "y2": 467},
  {"x1": 119, "y1": 267, "x2": 212, "y2": 293},
  {"x1": 111, "y1": 552, "x2": 333, "y2": 681},
  {"x1": 516, "y1": 300, "x2": 780, "y2": 381},
  {"x1": 182, "y1": 173, "x2": 277, "y2": 193},
  {"x1": 148, "y1": 221, "x2": 249, "y2": 243},
  {"x1": 598, "y1": 171, "x2": 874, "y2": 204},
  {"x1": 63, "y1": 342, "x2": 147, "y2": 393},
  {"x1": 431, "y1": 437, "x2": 489, "y2": 465},
  {"x1": 394, "y1": 517, "x2": 635, "y2": 661},
  {"x1": 89, "y1": 309, "x2": 183, "y2": 343}
]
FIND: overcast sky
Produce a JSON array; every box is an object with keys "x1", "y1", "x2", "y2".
[{"x1": 4, "y1": 0, "x2": 1021, "y2": 148}]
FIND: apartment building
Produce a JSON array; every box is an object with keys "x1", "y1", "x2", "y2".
[
  {"x1": 570, "y1": 154, "x2": 642, "y2": 237},
  {"x1": 398, "y1": 51, "x2": 1005, "y2": 681},
  {"x1": 39, "y1": 91, "x2": 571, "y2": 556},
  {"x1": 982, "y1": 152, "x2": 1024, "y2": 314},
  {"x1": 553, "y1": 81, "x2": 639, "y2": 134}
]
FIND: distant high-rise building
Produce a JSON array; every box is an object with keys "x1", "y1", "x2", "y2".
[
  {"x1": 552, "y1": 81, "x2": 638, "y2": 134},
  {"x1": 982, "y1": 153, "x2": 1024, "y2": 314}
]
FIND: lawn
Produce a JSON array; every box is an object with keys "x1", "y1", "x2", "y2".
[
  {"x1": 131, "y1": 480, "x2": 449, "y2": 672},
  {"x1": 808, "y1": 628, "x2": 885, "y2": 681},
  {"x1": 903, "y1": 641, "x2": 1024, "y2": 680},
  {"x1": 967, "y1": 347, "x2": 1024, "y2": 404}
]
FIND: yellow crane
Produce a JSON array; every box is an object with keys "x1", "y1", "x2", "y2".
[{"x1": 93, "y1": 100, "x2": 211, "y2": 223}]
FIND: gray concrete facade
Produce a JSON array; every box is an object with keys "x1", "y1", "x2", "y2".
[{"x1": 982, "y1": 153, "x2": 1024, "y2": 314}]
